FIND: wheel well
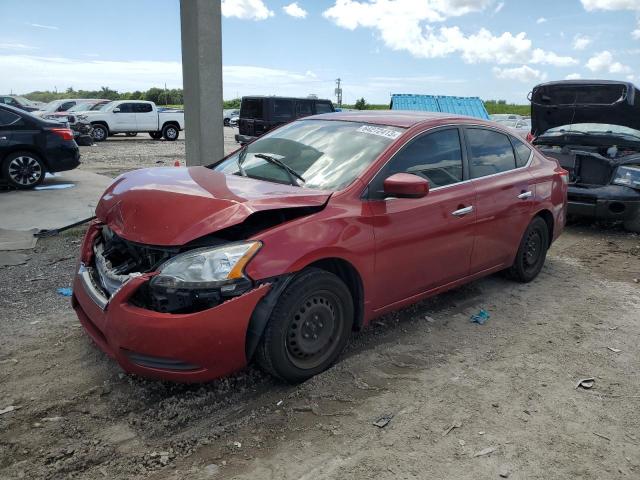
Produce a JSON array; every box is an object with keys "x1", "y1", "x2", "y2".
[
  {"x1": 307, "y1": 258, "x2": 365, "y2": 330},
  {"x1": 1, "y1": 147, "x2": 48, "y2": 171},
  {"x1": 535, "y1": 209, "x2": 554, "y2": 246},
  {"x1": 91, "y1": 121, "x2": 109, "y2": 133},
  {"x1": 162, "y1": 121, "x2": 180, "y2": 130}
]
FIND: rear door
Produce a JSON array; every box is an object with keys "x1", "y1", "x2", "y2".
[
  {"x1": 111, "y1": 103, "x2": 137, "y2": 131},
  {"x1": 269, "y1": 98, "x2": 294, "y2": 130},
  {"x1": 464, "y1": 127, "x2": 535, "y2": 273},
  {"x1": 0, "y1": 109, "x2": 19, "y2": 154},
  {"x1": 367, "y1": 127, "x2": 476, "y2": 309},
  {"x1": 134, "y1": 102, "x2": 157, "y2": 131},
  {"x1": 239, "y1": 98, "x2": 264, "y2": 137}
]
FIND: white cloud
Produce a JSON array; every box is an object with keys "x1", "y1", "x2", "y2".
[
  {"x1": 221, "y1": 0, "x2": 274, "y2": 20},
  {"x1": 0, "y1": 42, "x2": 38, "y2": 51},
  {"x1": 536, "y1": 17, "x2": 547, "y2": 23},
  {"x1": 493, "y1": 65, "x2": 547, "y2": 83},
  {"x1": 283, "y1": 2, "x2": 308, "y2": 18},
  {"x1": 494, "y1": 2, "x2": 505, "y2": 13},
  {"x1": 572, "y1": 34, "x2": 592, "y2": 50},
  {"x1": 565, "y1": 73, "x2": 582, "y2": 79},
  {"x1": 323, "y1": 1, "x2": 572, "y2": 66},
  {"x1": 581, "y1": 0, "x2": 640, "y2": 11},
  {"x1": 28, "y1": 23, "x2": 59, "y2": 30},
  {"x1": 530, "y1": 48, "x2": 578, "y2": 66},
  {"x1": 633, "y1": 22, "x2": 640, "y2": 39},
  {"x1": 585, "y1": 50, "x2": 632, "y2": 73}
]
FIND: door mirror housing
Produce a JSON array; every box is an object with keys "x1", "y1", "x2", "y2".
[
  {"x1": 113, "y1": 107, "x2": 121, "y2": 113},
  {"x1": 383, "y1": 173, "x2": 429, "y2": 198}
]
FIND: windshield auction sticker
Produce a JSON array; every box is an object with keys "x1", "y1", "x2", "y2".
[{"x1": 357, "y1": 125, "x2": 402, "y2": 140}]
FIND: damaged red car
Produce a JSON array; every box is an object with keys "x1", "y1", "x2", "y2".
[{"x1": 73, "y1": 111, "x2": 567, "y2": 383}]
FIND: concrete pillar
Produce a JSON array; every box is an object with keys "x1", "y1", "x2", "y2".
[{"x1": 180, "y1": 0, "x2": 224, "y2": 166}]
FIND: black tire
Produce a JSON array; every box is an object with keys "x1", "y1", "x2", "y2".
[
  {"x1": 149, "y1": 131, "x2": 162, "y2": 139},
  {"x1": 125, "y1": 132, "x2": 138, "y2": 137},
  {"x1": 224, "y1": 118, "x2": 230, "y2": 126},
  {"x1": 1, "y1": 151, "x2": 46, "y2": 189},
  {"x1": 256, "y1": 268, "x2": 354, "y2": 383},
  {"x1": 91, "y1": 124, "x2": 108, "y2": 142},
  {"x1": 162, "y1": 124, "x2": 179, "y2": 141},
  {"x1": 623, "y1": 215, "x2": 640, "y2": 234},
  {"x1": 507, "y1": 216, "x2": 549, "y2": 283}
]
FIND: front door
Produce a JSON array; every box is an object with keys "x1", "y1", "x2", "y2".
[
  {"x1": 112, "y1": 103, "x2": 137, "y2": 131},
  {"x1": 463, "y1": 127, "x2": 535, "y2": 273},
  {"x1": 367, "y1": 127, "x2": 476, "y2": 310},
  {"x1": 134, "y1": 102, "x2": 157, "y2": 131}
]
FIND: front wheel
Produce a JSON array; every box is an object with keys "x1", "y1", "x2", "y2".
[
  {"x1": 91, "y1": 124, "x2": 108, "y2": 142},
  {"x1": 162, "y1": 124, "x2": 179, "y2": 141},
  {"x1": 256, "y1": 268, "x2": 354, "y2": 383},
  {"x1": 2, "y1": 151, "x2": 46, "y2": 189},
  {"x1": 507, "y1": 216, "x2": 549, "y2": 283}
]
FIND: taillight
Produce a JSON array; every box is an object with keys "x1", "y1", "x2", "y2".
[
  {"x1": 50, "y1": 128, "x2": 74, "y2": 141},
  {"x1": 526, "y1": 132, "x2": 535, "y2": 143}
]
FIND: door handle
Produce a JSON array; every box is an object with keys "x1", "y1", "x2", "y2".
[
  {"x1": 452, "y1": 206, "x2": 473, "y2": 217},
  {"x1": 517, "y1": 191, "x2": 533, "y2": 200}
]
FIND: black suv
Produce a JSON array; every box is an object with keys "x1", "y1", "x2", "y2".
[
  {"x1": 0, "y1": 104, "x2": 80, "y2": 189},
  {"x1": 531, "y1": 80, "x2": 640, "y2": 232},
  {"x1": 235, "y1": 96, "x2": 335, "y2": 144}
]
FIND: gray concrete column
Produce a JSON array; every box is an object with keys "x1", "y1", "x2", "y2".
[{"x1": 180, "y1": 0, "x2": 224, "y2": 166}]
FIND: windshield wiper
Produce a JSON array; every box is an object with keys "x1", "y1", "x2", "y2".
[
  {"x1": 237, "y1": 145, "x2": 248, "y2": 177},
  {"x1": 254, "y1": 153, "x2": 305, "y2": 185}
]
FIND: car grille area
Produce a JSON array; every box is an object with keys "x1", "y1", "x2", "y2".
[{"x1": 576, "y1": 154, "x2": 612, "y2": 186}]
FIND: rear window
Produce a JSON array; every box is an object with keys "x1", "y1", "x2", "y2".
[
  {"x1": 135, "y1": 103, "x2": 153, "y2": 113},
  {"x1": 0, "y1": 110, "x2": 22, "y2": 127},
  {"x1": 272, "y1": 99, "x2": 294, "y2": 121},
  {"x1": 315, "y1": 102, "x2": 333, "y2": 114},
  {"x1": 512, "y1": 138, "x2": 532, "y2": 167},
  {"x1": 240, "y1": 98, "x2": 263, "y2": 119}
]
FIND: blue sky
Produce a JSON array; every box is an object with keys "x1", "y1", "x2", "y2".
[{"x1": 1, "y1": 0, "x2": 639, "y2": 103}]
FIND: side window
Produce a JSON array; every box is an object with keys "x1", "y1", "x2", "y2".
[
  {"x1": 117, "y1": 103, "x2": 134, "y2": 113},
  {"x1": 4, "y1": 97, "x2": 18, "y2": 107},
  {"x1": 0, "y1": 110, "x2": 23, "y2": 127},
  {"x1": 240, "y1": 99, "x2": 263, "y2": 119},
  {"x1": 59, "y1": 101, "x2": 75, "y2": 111},
  {"x1": 295, "y1": 100, "x2": 313, "y2": 117},
  {"x1": 370, "y1": 128, "x2": 464, "y2": 198},
  {"x1": 466, "y1": 128, "x2": 517, "y2": 179},
  {"x1": 135, "y1": 103, "x2": 153, "y2": 113},
  {"x1": 512, "y1": 137, "x2": 532, "y2": 168},
  {"x1": 272, "y1": 99, "x2": 294, "y2": 121},
  {"x1": 315, "y1": 102, "x2": 333, "y2": 114}
]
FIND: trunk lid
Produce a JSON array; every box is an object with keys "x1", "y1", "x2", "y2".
[
  {"x1": 95, "y1": 167, "x2": 331, "y2": 246},
  {"x1": 530, "y1": 80, "x2": 640, "y2": 136}
]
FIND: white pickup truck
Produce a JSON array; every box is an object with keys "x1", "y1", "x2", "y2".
[{"x1": 80, "y1": 100, "x2": 185, "y2": 141}]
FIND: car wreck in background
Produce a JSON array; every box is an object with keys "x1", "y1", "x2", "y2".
[{"x1": 530, "y1": 80, "x2": 640, "y2": 232}]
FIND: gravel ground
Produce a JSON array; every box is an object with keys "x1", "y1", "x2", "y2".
[{"x1": 1, "y1": 135, "x2": 640, "y2": 479}]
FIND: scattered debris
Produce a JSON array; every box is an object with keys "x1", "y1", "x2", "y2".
[
  {"x1": 478, "y1": 431, "x2": 485, "y2": 435},
  {"x1": 373, "y1": 414, "x2": 393, "y2": 428},
  {"x1": 276, "y1": 400, "x2": 283, "y2": 406},
  {"x1": 607, "y1": 347, "x2": 622, "y2": 353},
  {"x1": 0, "y1": 405, "x2": 21, "y2": 415},
  {"x1": 443, "y1": 421, "x2": 462, "y2": 436},
  {"x1": 42, "y1": 416, "x2": 64, "y2": 422},
  {"x1": 292, "y1": 405, "x2": 313, "y2": 412},
  {"x1": 499, "y1": 466, "x2": 511, "y2": 478},
  {"x1": 473, "y1": 446, "x2": 497, "y2": 457},
  {"x1": 34, "y1": 184, "x2": 75, "y2": 191},
  {"x1": 633, "y1": 278, "x2": 639, "y2": 283},
  {"x1": 57, "y1": 287, "x2": 73, "y2": 297},
  {"x1": 0, "y1": 358, "x2": 18, "y2": 365},
  {"x1": 593, "y1": 432, "x2": 611, "y2": 441},
  {"x1": 458, "y1": 439, "x2": 466, "y2": 446},
  {"x1": 233, "y1": 441, "x2": 242, "y2": 448},
  {"x1": 470, "y1": 309, "x2": 490, "y2": 325},
  {"x1": 575, "y1": 377, "x2": 595, "y2": 389},
  {"x1": 424, "y1": 315, "x2": 435, "y2": 323},
  {"x1": 204, "y1": 464, "x2": 220, "y2": 476}
]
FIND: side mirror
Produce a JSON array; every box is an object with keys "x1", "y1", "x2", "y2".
[
  {"x1": 383, "y1": 173, "x2": 429, "y2": 198},
  {"x1": 113, "y1": 107, "x2": 120, "y2": 113}
]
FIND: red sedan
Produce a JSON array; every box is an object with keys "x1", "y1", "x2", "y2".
[{"x1": 72, "y1": 111, "x2": 568, "y2": 383}]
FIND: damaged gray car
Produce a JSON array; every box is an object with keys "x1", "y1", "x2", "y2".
[{"x1": 530, "y1": 80, "x2": 640, "y2": 232}]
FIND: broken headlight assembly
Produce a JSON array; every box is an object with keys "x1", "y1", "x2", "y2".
[
  {"x1": 612, "y1": 165, "x2": 640, "y2": 189},
  {"x1": 138, "y1": 241, "x2": 262, "y2": 313}
]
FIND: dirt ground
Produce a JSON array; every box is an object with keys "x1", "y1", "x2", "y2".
[{"x1": 1, "y1": 133, "x2": 640, "y2": 479}]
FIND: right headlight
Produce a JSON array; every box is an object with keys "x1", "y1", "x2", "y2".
[{"x1": 612, "y1": 165, "x2": 640, "y2": 189}]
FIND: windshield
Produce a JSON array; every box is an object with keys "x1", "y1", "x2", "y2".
[
  {"x1": 213, "y1": 119, "x2": 404, "y2": 190},
  {"x1": 542, "y1": 123, "x2": 640, "y2": 140},
  {"x1": 68, "y1": 102, "x2": 97, "y2": 112},
  {"x1": 15, "y1": 96, "x2": 38, "y2": 106},
  {"x1": 94, "y1": 102, "x2": 113, "y2": 111}
]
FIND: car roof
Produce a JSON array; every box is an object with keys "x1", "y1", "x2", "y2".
[
  {"x1": 309, "y1": 110, "x2": 493, "y2": 129},
  {"x1": 243, "y1": 96, "x2": 332, "y2": 101}
]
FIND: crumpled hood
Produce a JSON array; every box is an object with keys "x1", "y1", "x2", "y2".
[
  {"x1": 530, "y1": 80, "x2": 640, "y2": 135},
  {"x1": 95, "y1": 167, "x2": 331, "y2": 246}
]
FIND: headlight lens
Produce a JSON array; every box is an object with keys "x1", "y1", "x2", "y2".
[
  {"x1": 151, "y1": 241, "x2": 261, "y2": 289},
  {"x1": 612, "y1": 165, "x2": 640, "y2": 189}
]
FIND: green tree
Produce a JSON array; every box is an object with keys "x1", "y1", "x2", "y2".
[{"x1": 354, "y1": 97, "x2": 368, "y2": 110}]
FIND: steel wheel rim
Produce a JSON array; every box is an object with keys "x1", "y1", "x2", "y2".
[
  {"x1": 93, "y1": 127, "x2": 105, "y2": 140},
  {"x1": 8, "y1": 156, "x2": 42, "y2": 186},
  {"x1": 166, "y1": 127, "x2": 177, "y2": 139},
  {"x1": 523, "y1": 229, "x2": 542, "y2": 272},
  {"x1": 285, "y1": 291, "x2": 343, "y2": 370}
]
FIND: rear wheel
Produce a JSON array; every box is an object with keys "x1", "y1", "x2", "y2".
[
  {"x1": 256, "y1": 268, "x2": 353, "y2": 383},
  {"x1": 507, "y1": 216, "x2": 549, "y2": 283},
  {"x1": 623, "y1": 215, "x2": 640, "y2": 233},
  {"x1": 2, "y1": 151, "x2": 45, "y2": 189},
  {"x1": 162, "y1": 124, "x2": 179, "y2": 141},
  {"x1": 149, "y1": 131, "x2": 162, "y2": 139},
  {"x1": 91, "y1": 124, "x2": 108, "y2": 142}
]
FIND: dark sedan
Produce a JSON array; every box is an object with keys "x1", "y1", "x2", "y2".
[{"x1": 0, "y1": 104, "x2": 80, "y2": 189}]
